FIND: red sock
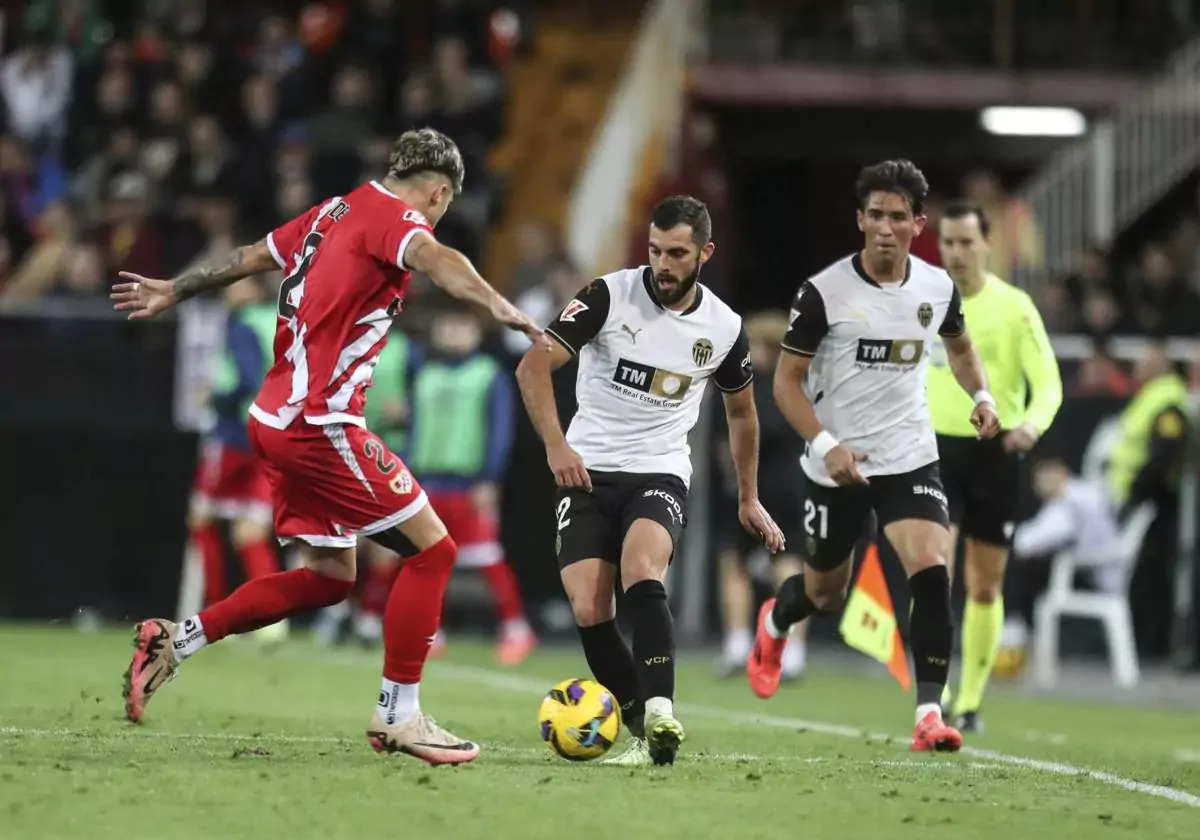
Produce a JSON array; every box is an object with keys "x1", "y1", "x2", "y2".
[
  {"x1": 383, "y1": 536, "x2": 457, "y2": 683},
  {"x1": 192, "y1": 523, "x2": 226, "y2": 606},
  {"x1": 361, "y1": 561, "x2": 400, "y2": 618},
  {"x1": 200, "y1": 568, "x2": 353, "y2": 643},
  {"x1": 479, "y1": 560, "x2": 527, "y2": 624},
  {"x1": 238, "y1": 538, "x2": 281, "y2": 581}
]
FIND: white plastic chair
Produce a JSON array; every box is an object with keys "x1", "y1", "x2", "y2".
[{"x1": 1031, "y1": 503, "x2": 1155, "y2": 689}]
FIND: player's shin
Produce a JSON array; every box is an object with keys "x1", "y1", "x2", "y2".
[
  {"x1": 184, "y1": 566, "x2": 354, "y2": 661},
  {"x1": 770, "y1": 573, "x2": 819, "y2": 635},
  {"x1": 577, "y1": 620, "x2": 645, "y2": 735},
  {"x1": 908, "y1": 564, "x2": 953, "y2": 721},
  {"x1": 379, "y1": 534, "x2": 457, "y2": 723},
  {"x1": 956, "y1": 595, "x2": 1004, "y2": 716},
  {"x1": 626, "y1": 579, "x2": 676, "y2": 718}
]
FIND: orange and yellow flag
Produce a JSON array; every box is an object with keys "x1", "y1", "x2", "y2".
[{"x1": 838, "y1": 543, "x2": 911, "y2": 691}]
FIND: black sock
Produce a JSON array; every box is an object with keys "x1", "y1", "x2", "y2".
[
  {"x1": 771, "y1": 573, "x2": 820, "y2": 631},
  {"x1": 908, "y1": 565, "x2": 952, "y2": 707},
  {"x1": 625, "y1": 579, "x2": 675, "y2": 710},
  {"x1": 577, "y1": 620, "x2": 644, "y2": 736}
]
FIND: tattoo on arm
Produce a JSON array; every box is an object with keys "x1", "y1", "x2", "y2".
[{"x1": 171, "y1": 241, "x2": 273, "y2": 303}]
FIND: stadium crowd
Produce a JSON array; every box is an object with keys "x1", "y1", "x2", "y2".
[{"x1": 0, "y1": 0, "x2": 524, "y2": 307}]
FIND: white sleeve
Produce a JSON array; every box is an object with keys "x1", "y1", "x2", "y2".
[{"x1": 1013, "y1": 500, "x2": 1076, "y2": 557}]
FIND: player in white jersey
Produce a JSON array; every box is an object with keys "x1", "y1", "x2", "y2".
[
  {"x1": 517, "y1": 196, "x2": 785, "y2": 766},
  {"x1": 745, "y1": 160, "x2": 1000, "y2": 752}
]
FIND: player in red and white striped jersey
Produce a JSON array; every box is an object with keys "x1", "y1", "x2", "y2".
[{"x1": 112, "y1": 128, "x2": 545, "y2": 765}]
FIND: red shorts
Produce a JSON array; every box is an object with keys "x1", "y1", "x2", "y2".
[
  {"x1": 426, "y1": 490, "x2": 503, "y2": 567},
  {"x1": 248, "y1": 417, "x2": 427, "y2": 549},
  {"x1": 191, "y1": 439, "x2": 273, "y2": 523}
]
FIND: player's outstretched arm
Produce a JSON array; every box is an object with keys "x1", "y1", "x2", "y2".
[
  {"x1": 111, "y1": 239, "x2": 278, "y2": 319},
  {"x1": 942, "y1": 331, "x2": 1000, "y2": 439},
  {"x1": 515, "y1": 339, "x2": 590, "y2": 491},
  {"x1": 405, "y1": 234, "x2": 545, "y2": 345}
]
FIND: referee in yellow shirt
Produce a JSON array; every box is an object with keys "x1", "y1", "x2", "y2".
[{"x1": 929, "y1": 202, "x2": 1063, "y2": 733}]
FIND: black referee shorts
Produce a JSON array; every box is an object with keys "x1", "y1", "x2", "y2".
[{"x1": 936, "y1": 433, "x2": 1020, "y2": 548}]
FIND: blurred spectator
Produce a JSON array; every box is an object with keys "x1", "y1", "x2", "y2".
[
  {"x1": 0, "y1": 133, "x2": 68, "y2": 234},
  {"x1": 48, "y1": 242, "x2": 108, "y2": 300},
  {"x1": 0, "y1": 201, "x2": 77, "y2": 302},
  {"x1": 962, "y1": 170, "x2": 1043, "y2": 282},
  {"x1": 72, "y1": 124, "x2": 140, "y2": 225},
  {"x1": 1, "y1": 27, "x2": 73, "y2": 147},
  {"x1": 1073, "y1": 342, "x2": 1134, "y2": 398},
  {"x1": 504, "y1": 258, "x2": 583, "y2": 356},
  {"x1": 96, "y1": 171, "x2": 163, "y2": 280},
  {"x1": 510, "y1": 220, "x2": 556, "y2": 296},
  {"x1": 24, "y1": 0, "x2": 112, "y2": 65},
  {"x1": 1130, "y1": 242, "x2": 1200, "y2": 336},
  {"x1": 1063, "y1": 245, "x2": 1118, "y2": 310},
  {"x1": 308, "y1": 64, "x2": 377, "y2": 160}
]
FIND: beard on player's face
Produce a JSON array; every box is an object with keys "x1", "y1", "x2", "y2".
[{"x1": 653, "y1": 262, "x2": 700, "y2": 306}]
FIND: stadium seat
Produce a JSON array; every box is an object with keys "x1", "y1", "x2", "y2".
[{"x1": 1031, "y1": 503, "x2": 1156, "y2": 689}]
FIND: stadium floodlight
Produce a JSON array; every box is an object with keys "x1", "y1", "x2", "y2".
[{"x1": 979, "y1": 106, "x2": 1087, "y2": 137}]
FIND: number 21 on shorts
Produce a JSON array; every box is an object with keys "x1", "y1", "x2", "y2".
[{"x1": 804, "y1": 499, "x2": 828, "y2": 539}]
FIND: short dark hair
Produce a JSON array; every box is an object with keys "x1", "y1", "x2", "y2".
[
  {"x1": 940, "y1": 201, "x2": 991, "y2": 238},
  {"x1": 389, "y1": 128, "x2": 465, "y2": 194},
  {"x1": 650, "y1": 195, "x2": 711, "y2": 246},
  {"x1": 855, "y1": 159, "x2": 929, "y2": 216}
]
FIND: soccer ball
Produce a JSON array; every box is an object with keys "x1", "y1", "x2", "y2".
[{"x1": 538, "y1": 678, "x2": 621, "y2": 761}]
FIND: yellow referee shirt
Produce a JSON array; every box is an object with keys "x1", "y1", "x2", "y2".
[{"x1": 928, "y1": 272, "x2": 1062, "y2": 437}]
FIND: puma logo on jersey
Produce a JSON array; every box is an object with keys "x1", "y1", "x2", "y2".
[
  {"x1": 620, "y1": 324, "x2": 642, "y2": 343},
  {"x1": 560, "y1": 299, "x2": 588, "y2": 322}
]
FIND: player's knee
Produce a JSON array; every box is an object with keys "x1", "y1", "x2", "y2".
[
  {"x1": 568, "y1": 588, "x2": 615, "y2": 627},
  {"x1": 621, "y1": 554, "x2": 668, "y2": 587},
  {"x1": 808, "y1": 588, "x2": 847, "y2": 613},
  {"x1": 231, "y1": 518, "x2": 270, "y2": 548},
  {"x1": 967, "y1": 581, "x2": 1002, "y2": 603}
]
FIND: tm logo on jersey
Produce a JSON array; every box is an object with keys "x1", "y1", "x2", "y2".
[
  {"x1": 611, "y1": 358, "x2": 694, "y2": 405},
  {"x1": 854, "y1": 338, "x2": 925, "y2": 370}
]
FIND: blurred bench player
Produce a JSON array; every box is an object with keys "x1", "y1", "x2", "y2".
[
  {"x1": 517, "y1": 196, "x2": 785, "y2": 766},
  {"x1": 348, "y1": 307, "x2": 537, "y2": 664},
  {"x1": 929, "y1": 202, "x2": 1062, "y2": 732},
  {"x1": 747, "y1": 160, "x2": 1000, "y2": 752},
  {"x1": 112, "y1": 128, "x2": 543, "y2": 765},
  {"x1": 188, "y1": 277, "x2": 285, "y2": 644}
]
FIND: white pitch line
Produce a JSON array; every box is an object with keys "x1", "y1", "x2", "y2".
[{"x1": 430, "y1": 663, "x2": 1200, "y2": 809}]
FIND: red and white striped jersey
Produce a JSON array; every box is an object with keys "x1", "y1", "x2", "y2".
[{"x1": 249, "y1": 180, "x2": 433, "y2": 431}]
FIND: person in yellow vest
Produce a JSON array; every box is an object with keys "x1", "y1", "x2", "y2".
[
  {"x1": 1106, "y1": 340, "x2": 1190, "y2": 657},
  {"x1": 929, "y1": 202, "x2": 1062, "y2": 732},
  {"x1": 188, "y1": 277, "x2": 285, "y2": 645}
]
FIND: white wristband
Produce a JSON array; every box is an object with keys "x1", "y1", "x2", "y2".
[
  {"x1": 973, "y1": 390, "x2": 995, "y2": 407},
  {"x1": 810, "y1": 430, "x2": 839, "y2": 460}
]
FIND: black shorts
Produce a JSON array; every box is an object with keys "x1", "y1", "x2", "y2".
[
  {"x1": 717, "y1": 491, "x2": 805, "y2": 560},
  {"x1": 555, "y1": 471, "x2": 688, "y2": 569},
  {"x1": 802, "y1": 462, "x2": 950, "y2": 572},
  {"x1": 936, "y1": 434, "x2": 1020, "y2": 547}
]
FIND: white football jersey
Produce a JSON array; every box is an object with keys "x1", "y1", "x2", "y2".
[
  {"x1": 783, "y1": 254, "x2": 965, "y2": 487},
  {"x1": 545, "y1": 266, "x2": 752, "y2": 486}
]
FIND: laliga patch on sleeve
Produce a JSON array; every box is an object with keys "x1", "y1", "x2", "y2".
[
  {"x1": 560, "y1": 299, "x2": 588, "y2": 322},
  {"x1": 1156, "y1": 411, "x2": 1184, "y2": 439},
  {"x1": 402, "y1": 208, "x2": 430, "y2": 227}
]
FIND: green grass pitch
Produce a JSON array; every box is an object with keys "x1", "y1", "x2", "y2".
[{"x1": 1, "y1": 625, "x2": 1198, "y2": 839}]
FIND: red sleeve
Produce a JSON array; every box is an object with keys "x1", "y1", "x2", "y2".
[
  {"x1": 265, "y1": 204, "x2": 323, "y2": 270},
  {"x1": 366, "y1": 206, "x2": 436, "y2": 270}
]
